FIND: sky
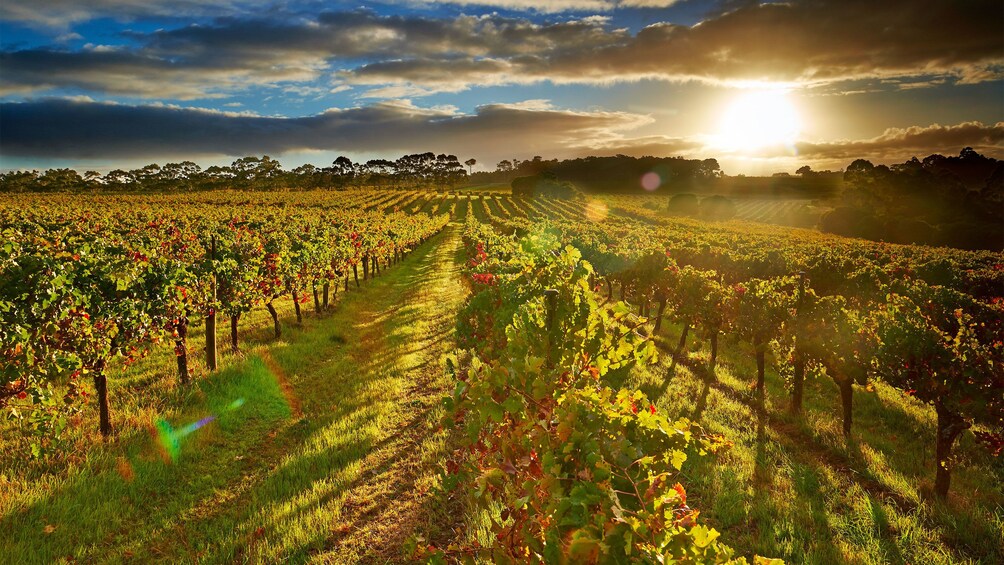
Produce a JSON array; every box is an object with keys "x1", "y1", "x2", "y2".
[{"x1": 1, "y1": 0, "x2": 1002, "y2": 175}]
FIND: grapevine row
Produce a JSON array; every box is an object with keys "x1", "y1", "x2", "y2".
[
  {"x1": 431, "y1": 215, "x2": 764, "y2": 563},
  {"x1": 1, "y1": 192, "x2": 449, "y2": 452},
  {"x1": 484, "y1": 198, "x2": 1003, "y2": 498}
]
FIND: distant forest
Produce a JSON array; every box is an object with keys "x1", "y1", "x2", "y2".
[
  {"x1": 821, "y1": 148, "x2": 1002, "y2": 250},
  {"x1": 0, "y1": 153, "x2": 731, "y2": 194},
  {"x1": 0, "y1": 153, "x2": 472, "y2": 193}
]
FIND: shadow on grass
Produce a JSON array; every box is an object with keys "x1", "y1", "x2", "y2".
[
  {"x1": 2, "y1": 228, "x2": 459, "y2": 564},
  {"x1": 640, "y1": 319, "x2": 1004, "y2": 563}
]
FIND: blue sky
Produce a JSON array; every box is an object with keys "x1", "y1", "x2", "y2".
[{"x1": 1, "y1": 0, "x2": 1002, "y2": 174}]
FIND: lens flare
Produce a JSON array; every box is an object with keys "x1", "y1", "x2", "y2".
[
  {"x1": 155, "y1": 397, "x2": 246, "y2": 463},
  {"x1": 259, "y1": 351, "x2": 302, "y2": 418},
  {"x1": 641, "y1": 172, "x2": 661, "y2": 191}
]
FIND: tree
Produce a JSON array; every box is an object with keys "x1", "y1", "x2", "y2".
[
  {"x1": 38, "y1": 169, "x2": 84, "y2": 192},
  {"x1": 364, "y1": 159, "x2": 396, "y2": 187},
  {"x1": 959, "y1": 146, "x2": 980, "y2": 161},
  {"x1": 82, "y1": 171, "x2": 102, "y2": 190},
  {"x1": 844, "y1": 159, "x2": 875, "y2": 184},
  {"x1": 435, "y1": 154, "x2": 465, "y2": 189},
  {"x1": 159, "y1": 162, "x2": 202, "y2": 191},
  {"x1": 800, "y1": 294, "x2": 875, "y2": 436},
  {"x1": 103, "y1": 169, "x2": 135, "y2": 191},
  {"x1": 796, "y1": 165, "x2": 813, "y2": 176},
  {"x1": 870, "y1": 283, "x2": 1003, "y2": 498},
  {"x1": 204, "y1": 165, "x2": 234, "y2": 190},
  {"x1": 329, "y1": 156, "x2": 355, "y2": 187},
  {"x1": 734, "y1": 277, "x2": 794, "y2": 402},
  {"x1": 230, "y1": 156, "x2": 283, "y2": 190},
  {"x1": 697, "y1": 158, "x2": 723, "y2": 180},
  {"x1": 0, "y1": 170, "x2": 40, "y2": 192},
  {"x1": 252, "y1": 156, "x2": 283, "y2": 190},
  {"x1": 891, "y1": 156, "x2": 922, "y2": 175},
  {"x1": 395, "y1": 153, "x2": 436, "y2": 188},
  {"x1": 132, "y1": 164, "x2": 163, "y2": 190},
  {"x1": 465, "y1": 158, "x2": 477, "y2": 175}
]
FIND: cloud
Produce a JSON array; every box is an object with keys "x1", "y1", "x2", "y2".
[
  {"x1": 571, "y1": 135, "x2": 702, "y2": 157},
  {"x1": 0, "y1": 97, "x2": 652, "y2": 165},
  {"x1": 0, "y1": 47, "x2": 322, "y2": 100},
  {"x1": 1, "y1": 12, "x2": 625, "y2": 98},
  {"x1": 0, "y1": 0, "x2": 243, "y2": 28},
  {"x1": 792, "y1": 121, "x2": 1004, "y2": 160},
  {"x1": 345, "y1": 0, "x2": 1004, "y2": 91},
  {"x1": 2, "y1": 98, "x2": 1000, "y2": 172},
  {"x1": 3, "y1": 2, "x2": 1001, "y2": 100},
  {"x1": 1, "y1": 1, "x2": 681, "y2": 26},
  {"x1": 397, "y1": 0, "x2": 681, "y2": 13}
]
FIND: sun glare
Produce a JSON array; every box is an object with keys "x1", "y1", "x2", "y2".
[{"x1": 712, "y1": 89, "x2": 801, "y2": 152}]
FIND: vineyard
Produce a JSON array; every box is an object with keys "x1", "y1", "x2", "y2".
[
  {"x1": 1, "y1": 190, "x2": 1002, "y2": 564},
  {"x1": 600, "y1": 195, "x2": 826, "y2": 227}
]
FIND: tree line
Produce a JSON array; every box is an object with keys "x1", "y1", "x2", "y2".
[
  {"x1": 821, "y1": 147, "x2": 1003, "y2": 250},
  {"x1": 0, "y1": 153, "x2": 475, "y2": 193},
  {"x1": 471, "y1": 154, "x2": 724, "y2": 192}
]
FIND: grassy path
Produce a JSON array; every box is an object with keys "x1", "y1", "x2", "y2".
[{"x1": 1, "y1": 224, "x2": 467, "y2": 564}]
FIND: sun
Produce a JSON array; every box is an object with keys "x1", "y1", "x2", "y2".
[{"x1": 712, "y1": 89, "x2": 802, "y2": 152}]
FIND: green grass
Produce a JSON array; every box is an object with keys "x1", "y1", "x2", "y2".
[
  {"x1": 0, "y1": 225, "x2": 468, "y2": 564},
  {"x1": 3, "y1": 221, "x2": 1001, "y2": 564},
  {"x1": 624, "y1": 316, "x2": 1004, "y2": 564}
]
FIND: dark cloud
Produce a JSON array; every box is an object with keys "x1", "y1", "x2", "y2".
[
  {"x1": 137, "y1": 11, "x2": 623, "y2": 63},
  {"x1": 793, "y1": 121, "x2": 1004, "y2": 160},
  {"x1": 1, "y1": 0, "x2": 244, "y2": 28},
  {"x1": 0, "y1": 1, "x2": 680, "y2": 26},
  {"x1": 395, "y1": 1, "x2": 682, "y2": 13},
  {"x1": 0, "y1": 48, "x2": 317, "y2": 99},
  {"x1": 4, "y1": 98, "x2": 996, "y2": 170},
  {"x1": 341, "y1": 0, "x2": 1004, "y2": 91},
  {"x1": 3, "y1": 2, "x2": 1001, "y2": 100},
  {"x1": 0, "y1": 98, "x2": 651, "y2": 163},
  {"x1": 1, "y1": 12, "x2": 624, "y2": 98}
]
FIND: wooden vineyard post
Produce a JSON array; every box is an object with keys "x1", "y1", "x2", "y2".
[
  {"x1": 94, "y1": 359, "x2": 112, "y2": 436},
  {"x1": 653, "y1": 290, "x2": 667, "y2": 334},
  {"x1": 205, "y1": 235, "x2": 218, "y2": 371},
  {"x1": 176, "y1": 317, "x2": 189, "y2": 384},
  {"x1": 791, "y1": 271, "x2": 806, "y2": 414},
  {"x1": 544, "y1": 289, "x2": 558, "y2": 368},
  {"x1": 230, "y1": 315, "x2": 240, "y2": 353},
  {"x1": 292, "y1": 290, "x2": 303, "y2": 324}
]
